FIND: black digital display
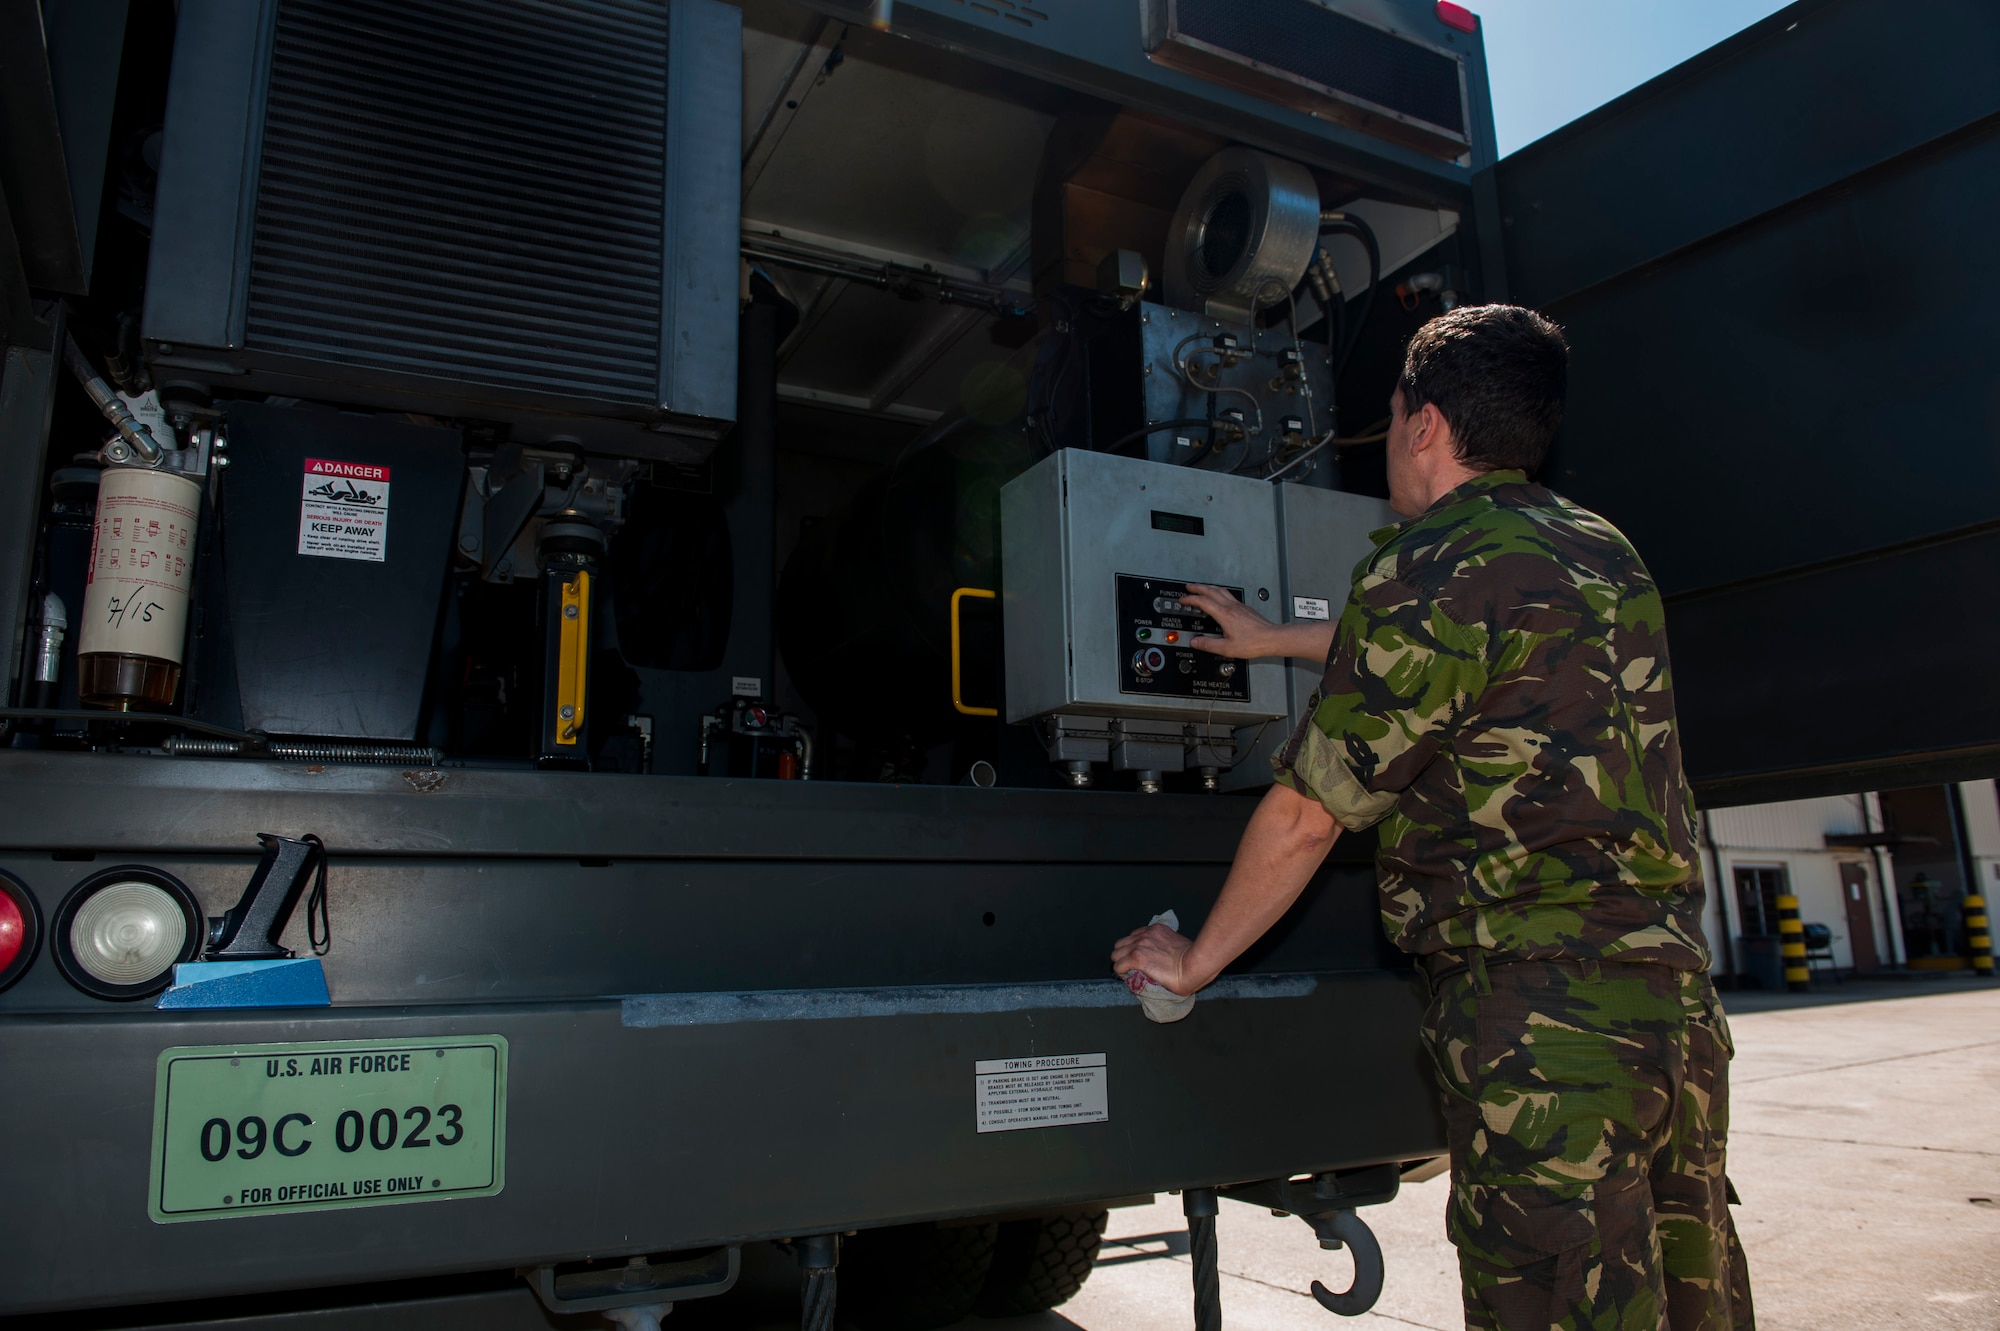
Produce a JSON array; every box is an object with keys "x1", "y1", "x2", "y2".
[{"x1": 1149, "y1": 510, "x2": 1205, "y2": 536}]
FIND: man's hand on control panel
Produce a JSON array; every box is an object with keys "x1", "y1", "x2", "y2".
[{"x1": 1182, "y1": 583, "x2": 1336, "y2": 663}]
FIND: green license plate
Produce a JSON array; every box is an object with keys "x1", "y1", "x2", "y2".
[{"x1": 149, "y1": 1036, "x2": 507, "y2": 1223}]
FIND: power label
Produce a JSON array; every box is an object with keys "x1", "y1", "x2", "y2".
[
  {"x1": 974, "y1": 1053, "x2": 1107, "y2": 1134},
  {"x1": 298, "y1": 458, "x2": 391, "y2": 562}
]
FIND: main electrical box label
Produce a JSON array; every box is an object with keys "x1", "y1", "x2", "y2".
[
  {"x1": 149, "y1": 1036, "x2": 506, "y2": 1223},
  {"x1": 298, "y1": 458, "x2": 391, "y2": 562},
  {"x1": 1115, "y1": 575, "x2": 1251, "y2": 702},
  {"x1": 975, "y1": 1053, "x2": 1107, "y2": 1134},
  {"x1": 1292, "y1": 596, "x2": 1332, "y2": 621}
]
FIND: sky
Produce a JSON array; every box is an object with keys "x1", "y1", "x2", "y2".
[{"x1": 1475, "y1": 0, "x2": 1795, "y2": 157}]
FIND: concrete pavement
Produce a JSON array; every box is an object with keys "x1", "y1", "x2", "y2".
[{"x1": 1041, "y1": 977, "x2": 2000, "y2": 1331}]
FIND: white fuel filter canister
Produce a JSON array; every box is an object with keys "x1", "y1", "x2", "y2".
[{"x1": 78, "y1": 464, "x2": 203, "y2": 711}]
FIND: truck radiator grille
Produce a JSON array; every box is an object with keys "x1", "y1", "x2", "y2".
[{"x1": 245, "y1": 0, "x2": 669, "y2": 404}]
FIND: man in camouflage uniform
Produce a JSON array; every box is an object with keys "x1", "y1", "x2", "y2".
[{"x1": 1111, "y1": 305, "x2": 1753, "y2": 1330}]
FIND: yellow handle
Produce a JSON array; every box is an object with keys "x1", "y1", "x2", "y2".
[
  {"x1": 555, "y1": 570, "x2": 591, "y2": 744},
  {"x1": 950, "y1": 587, "x2": 998, "y2": 717}
]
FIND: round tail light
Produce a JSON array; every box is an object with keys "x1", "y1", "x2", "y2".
[
  {"x1": 54, "y1": 867, "x2": 202, "y2": 1000},
  {"x1": 0, "y1": 871, "x2": 42, "y2": 993}
]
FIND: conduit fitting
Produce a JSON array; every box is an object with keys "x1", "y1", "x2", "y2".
[{"x1": 65, "y1": 334, "x2": 163, "y2": 463}]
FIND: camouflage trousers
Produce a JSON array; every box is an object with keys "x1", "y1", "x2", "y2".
[{"x1": 1419, "y1": 956, "x2": 1755, "y2": 1331}]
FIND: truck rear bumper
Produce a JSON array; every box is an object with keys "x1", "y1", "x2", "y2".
[{"x1": 0, "y1": 973, "x2": 1438, "y2": 1314}]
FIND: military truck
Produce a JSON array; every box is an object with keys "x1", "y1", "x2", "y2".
[{"x1": 2, "y1": 0, "x2": 1994, "y2": 1325}]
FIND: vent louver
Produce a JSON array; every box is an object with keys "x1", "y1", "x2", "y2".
[
  {"x1": 1146, "y1": 0, "x2": 1470, "y2": 160},
  {"x1": 145, "y1": 0, "x2": 741, "y2": 457},
  {"x1": 247, "y1": 0, "x2": 668, "y2": 404}
]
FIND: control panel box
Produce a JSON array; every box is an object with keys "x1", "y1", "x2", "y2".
[
  {"x1": 1001, "y1": 450, "x2": 1287, "y2": 727},
  {"x1": 1114, "y1": 575, "x2": 1250, "y2": 702}
]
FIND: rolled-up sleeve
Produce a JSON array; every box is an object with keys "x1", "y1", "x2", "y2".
[{"x1": 1271, "y1": 574, "x2": 1489, "y2": 830}]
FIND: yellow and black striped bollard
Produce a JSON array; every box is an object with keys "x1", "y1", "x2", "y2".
[
  {"x1": 1967, "y1": 893, "x2": 1993, "y2": 977},
  {"x1": 1777, "y1": 894, "x2": 1809, "y2": 993}
]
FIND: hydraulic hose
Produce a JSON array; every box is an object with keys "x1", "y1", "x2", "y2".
[
  {"x1": 1318, "y1": 211, "x2": 1382, "y2": 407},
  {"x1": 1103, "y1": 417, "x2": 1216, "y2": 457},
  {"x1": 63, "y1": 334, "x2": 162, "y2": 462},
  {"x1": 796, "y1": 1234, "x2": 839, "y2": 1331},
  {"x1": 1185, "y1": 1188, "x2": 1223, "y2": 1331}
]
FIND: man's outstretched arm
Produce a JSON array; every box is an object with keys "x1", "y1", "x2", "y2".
[{"x1": 1110, "y1": 781, "x2": 1342, "y2": 995}]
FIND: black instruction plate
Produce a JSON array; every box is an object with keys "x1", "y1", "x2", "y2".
[{"x1": 1114, "y1": 575, "x2": 1251, "y2": 701}]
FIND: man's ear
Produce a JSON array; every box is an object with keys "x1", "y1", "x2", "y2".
[{"x1": 1411, "y1": 401, "x2": 1452, "y2": 457}]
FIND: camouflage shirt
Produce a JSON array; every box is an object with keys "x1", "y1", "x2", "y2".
[{"x1": 1273, "y1": 469, "x2": 1711, "y2": 969}]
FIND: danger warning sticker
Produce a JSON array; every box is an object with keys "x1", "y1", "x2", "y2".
[{"x1": 299, "y1": 459, "x2": 391, "y2": 562}]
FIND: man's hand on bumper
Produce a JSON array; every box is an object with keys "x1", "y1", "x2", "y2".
[
  {"x1": 1111, "y1": 922, "x2": 1204, "y2": 996},
  {"x1": 1107, "y1": 784, "x2": 1343, "y2": 1009}
]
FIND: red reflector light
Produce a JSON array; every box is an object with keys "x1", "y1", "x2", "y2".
[
  {"x1": 0, "y1": 892, "x2": 22, "y2": 972},
  {"x1": 1436, "y1": 1, "x2": 1477, "y2": 33},
  {"x1": 0, "y1": 870, "x2": 41, "y2": 993}
]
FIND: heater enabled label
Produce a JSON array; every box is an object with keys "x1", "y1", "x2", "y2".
[
  {"x1": 974, "y1": 1052, "x2": 1107, "y2": 1133},
  {"x1": 148, "y1": 1036, "x2": 506, "y2": 1223},
  {"x1": 298, "y1": 458, "x2": 391, "y2": 562}
]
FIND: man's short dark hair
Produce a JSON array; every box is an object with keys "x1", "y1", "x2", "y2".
[{"x1": 1396, "y1": 304, "x2": 1569, "y2": 473}]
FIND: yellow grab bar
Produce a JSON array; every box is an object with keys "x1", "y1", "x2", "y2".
[
  {"x1": 554, "y1": 570, "x2": 591, "y2": 744},
  {"x1": 949, "y1": 586, "x2": 998, "y2": 717}
]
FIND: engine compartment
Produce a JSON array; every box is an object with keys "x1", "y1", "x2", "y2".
[{"x1": 13, "y1": 0, "x2": 1489, "y2": 791}]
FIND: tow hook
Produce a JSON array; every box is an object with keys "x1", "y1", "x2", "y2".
[{"x1": 1218, "y1": 1163, "x2": 1399, "y2": 1317}]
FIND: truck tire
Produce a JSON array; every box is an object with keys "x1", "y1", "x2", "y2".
[
  {"x1": 973, "y1": 1208, "x2": 1110, "y2": 1316},
  {"x1": 839, "y1": 1219, "x2": 1000, "y2": 1331}
]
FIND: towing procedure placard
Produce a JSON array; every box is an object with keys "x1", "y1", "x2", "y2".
[
  {"x1": 975, "y1": 1052, "x2": 1107, "y2": 1133},
  {"x1": 149, "y1": 1036, "x2": 506, "y2": 1223}
]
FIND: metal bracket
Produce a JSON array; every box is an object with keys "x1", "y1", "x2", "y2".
[
  {"x1": 206, "y1": 834, "x2": 324, "y2": 961},
  {"x1": 524, "y1": 1246, "x2": 739, "y2": 1316}
]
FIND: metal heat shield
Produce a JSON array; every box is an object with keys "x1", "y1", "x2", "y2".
[{"x1": 218, "y1": 402, "x2": 465, "y2": 741}]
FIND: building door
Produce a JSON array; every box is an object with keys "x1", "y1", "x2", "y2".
[{"x1": 1841, "y1": 862, "x2": 1879, "y2": 973}]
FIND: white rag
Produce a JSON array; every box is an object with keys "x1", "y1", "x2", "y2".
[{"x1": 1124, "y1": 910, "x2": 1195, "y2": 1024}]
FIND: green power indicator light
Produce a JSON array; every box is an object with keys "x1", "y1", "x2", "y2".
[{"x1": 1136, "y1": 628, "x2": 1151, "y2": 640}]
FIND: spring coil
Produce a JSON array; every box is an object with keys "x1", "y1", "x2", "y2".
[
  {"x1": 268, "y1": 741, "x2": 441, "y2": 766},
  {"x1": 161, "y1": 737, "x2": 244, "y2": 756},
  {"x1": 163, "y1": 736, "x2": 440, "y2": 766}
]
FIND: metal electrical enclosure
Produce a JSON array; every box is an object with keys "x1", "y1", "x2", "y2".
[
  {"x1": 1001, "y1": 450, "x2": 1287, "y2": 727},
  {"x1": 142, "y1": 0, "x2": 743, "y2": 459},
  {"x1": 1228, "y1": 484, "x2": 1398, "y2": 789}
]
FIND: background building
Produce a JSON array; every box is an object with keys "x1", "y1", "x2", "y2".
[{"x1": 1699, "y1": 780, "x2": 2000, "y2": 985}]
